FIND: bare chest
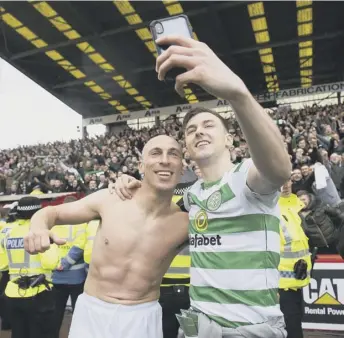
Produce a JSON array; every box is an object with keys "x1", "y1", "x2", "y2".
[{"x1": 97, "y1": 201, "x2": 186, "y2": 256}]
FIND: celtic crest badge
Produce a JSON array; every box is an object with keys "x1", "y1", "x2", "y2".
[{"x1": 206, "y1": 191, "x2": 222, "y2": 211}]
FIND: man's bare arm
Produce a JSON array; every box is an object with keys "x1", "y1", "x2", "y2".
[
  {"x1": 25, "y1": 190, "x2": 109, "y2": 254},
  {"x1": 31, "y1": 190, "x2": 106, "y2": 231}
]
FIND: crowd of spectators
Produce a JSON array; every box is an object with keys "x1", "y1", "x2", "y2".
[{"x1": 1, "y1": 102, "x2": 344, "y2": 198}]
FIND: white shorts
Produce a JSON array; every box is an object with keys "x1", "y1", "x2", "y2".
[{"x1": 68, "y1": 293, "x2": 163, "y2": 338}]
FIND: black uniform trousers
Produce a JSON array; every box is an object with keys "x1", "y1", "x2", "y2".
[
  {"x1": 6, "y1": 289, "x2": 56, "y2": 338},
  {"x1": 279, "y1": 288, "x2": 304, "y2": 338},
  {"x1": 53, "y1": 283, "x2": 84, "y2": 338},
  {"x1": 0, "y1": 270, "x2": 11, "y2": 330},
  {"x1": 159, "y1": 285, "x2": 190, "y2": 338}
]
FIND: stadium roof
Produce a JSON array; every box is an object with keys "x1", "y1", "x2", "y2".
[{"x1": 0, "y1": 1, "x2": 344, "y2": 119}]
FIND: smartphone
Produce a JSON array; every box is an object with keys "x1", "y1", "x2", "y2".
[{"x1": 150, "y1": 15, "x2": 194, "y2": 83}]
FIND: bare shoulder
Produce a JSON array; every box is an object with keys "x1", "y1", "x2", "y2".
[
  {"x1": 80, "y1": 189, "x2": 120, "y2": 212},
  {"x1": 84, "y1": 189, "x2": 111, "y2": 205}
]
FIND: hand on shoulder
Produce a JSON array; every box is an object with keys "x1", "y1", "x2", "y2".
[{"x1": 108, "y1": 175, "x2": 142, "y2": 200}]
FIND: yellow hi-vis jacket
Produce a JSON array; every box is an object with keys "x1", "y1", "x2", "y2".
[
  {"x1": 0, "y1": 221, "x2": 17, "y2": 272},
  {"x1": 278, "y1": 194, "x2": 312, "y2": 290},
  {"x1": 3, "y1": 219, "x2": 59, "y2": 298},
  {"x1": 161, "y1": 195, "x2": 190, "y2": 287},
  {"x1": 51, "y1": 223, "x2": 87, "y2": 284},
  {"x1": 84, "y1": 220, "x2": 100, "y2": 269},
  {"x1": 0, "y1": 220, "x2": 5, "y2": 231}
]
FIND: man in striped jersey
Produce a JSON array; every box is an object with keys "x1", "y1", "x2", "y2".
[{"x1": 112, "y1": 35, "x2": 291, "y2": 337}]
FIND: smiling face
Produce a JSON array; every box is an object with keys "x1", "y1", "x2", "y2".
[
  {"x1": 140, "y1": 135, "x2": 182, "y2": 192},
  {"x1": 281, "y1": 180, "x2": 292, "y2": 197},
  {"x1": 184, "y1": 112, "x2": 231, "y2": 162}
]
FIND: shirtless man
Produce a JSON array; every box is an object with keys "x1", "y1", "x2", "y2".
[{"x1": 23, "y1": 135, "x2": 189, "y2": 338}]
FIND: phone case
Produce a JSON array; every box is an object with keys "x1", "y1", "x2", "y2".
[
  {"x1": 149, "y1": 14, "x2": 193, "y2": 56},
  {"x1": 149, "y1": 15, "x2": 194, "y2": 84}
]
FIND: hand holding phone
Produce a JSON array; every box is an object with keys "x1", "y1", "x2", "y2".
[
  {"x1": 155, "y1": 35, "x2": 248, "y2": 101},
  {"x1": 150, "y1": 15, "x2": 193, "y2": 83}
]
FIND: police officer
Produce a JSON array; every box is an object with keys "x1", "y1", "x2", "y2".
[
  {"x1": 0, "y1": 203, "x2": 17, "y2": 331},
  {"x1": 2, "y1": 196, "x2": 59, "y2": 338},
  {"x1": 51, "y1": 196, "x2": 87, "y2": 338},
  {"x1": 159, "y1": 180, "x2": 195, "y2": 338},
  {"x1": 84, "y1": 219, "x2": 100, "y2": 273},
  {"x1": 278, "y1": 180, "x2": 312, "y2": 338}
]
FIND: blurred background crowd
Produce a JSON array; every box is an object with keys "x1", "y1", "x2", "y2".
[{"x1": 1, "y1": 102, "x2": 344, "y2": 198}]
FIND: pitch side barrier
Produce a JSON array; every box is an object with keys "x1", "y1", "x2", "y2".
[{"x1": 83, "y1": 81, "x2": 344, "y2": 127}]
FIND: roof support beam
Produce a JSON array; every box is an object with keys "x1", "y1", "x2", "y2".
[
  {"x1": 231, "y1": 30, "x2": 344, "y2": 55},
  {"x1": 52, "y1": 65, "x2": 154, "y2": 89},
  {"x1": 9, "y1": 1, "x2": 245, "y2": 61},
  {"x1": 58, "y1": 70, "x2": 338, "y2": 106},
  {"x1": 52, "y1": 30, "x2": 344, "y2": 91}
]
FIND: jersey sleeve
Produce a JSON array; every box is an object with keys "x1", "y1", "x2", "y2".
[{"x1": 239, "y1": 159, "x2": 280, "y2": 208}]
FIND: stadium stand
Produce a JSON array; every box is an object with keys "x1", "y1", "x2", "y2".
[{"x1": 1, "y1": 103, "x2": 344, "y2": 197}]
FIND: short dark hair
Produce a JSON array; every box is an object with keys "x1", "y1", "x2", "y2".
[
  {"x1": 182, "y1": 107, "x2": 229, "y2": 132},
  {"x1": 296, "y1": 190, "x2": 309, "y2": 197}
]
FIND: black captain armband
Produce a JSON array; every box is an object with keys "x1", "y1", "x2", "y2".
[{"x1": 176, "y1": 198, "x2": 187, "y2": 213}]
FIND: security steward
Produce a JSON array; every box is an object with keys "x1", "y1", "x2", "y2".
[
  {"x1": 2, "y1": 196, "x2": 59, "y2": 338},
  {"x1": 84, "y1": 219, "x2": 100, "y2": 273},
  {"x1": 0, "y1": 204, "x2": 17, "y2": 331},
  {"x1": 278, "y1": 180, "x2": 312, "y2": 338},
  {"x1": 51, "y1": 196, "x2": 87, "y2": 338},
  {"x1": 159, "y1": 180, "x2": 194, "y2": 338}
]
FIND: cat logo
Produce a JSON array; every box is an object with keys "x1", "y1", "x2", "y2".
[
  {"x1": 193, "y1": 210, "x2": 208, "y2": 233},
  {"x1": 303, "y1": 278, "x2": 344, "y2": 306}
]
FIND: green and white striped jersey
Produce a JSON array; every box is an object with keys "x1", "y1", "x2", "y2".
[{"x1": 184, "y1": 159, "x2": 283, "y2": 328}]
